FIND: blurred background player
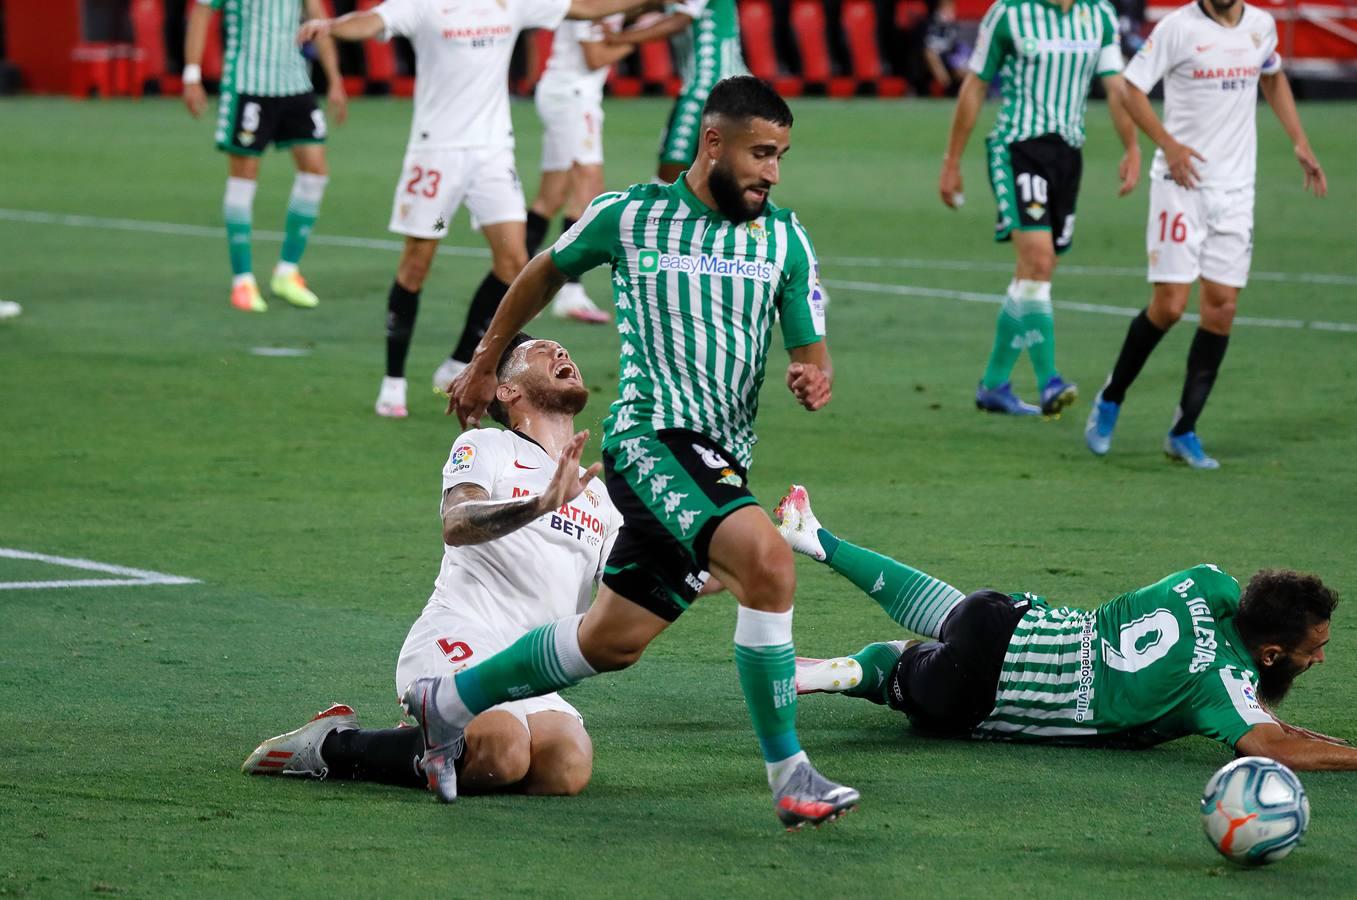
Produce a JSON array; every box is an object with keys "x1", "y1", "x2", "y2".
[
  {"x1": 778, "y1": 485, "x2": 1357, "y2": 770},
  {"x1": 524, "y1": 13, "x2": 636, "y2": 324},
  {"x1": 243, "y1": 336, "x2": 620, "y2": 797},
  {"x1": 604, "y1": 0, "x2": 748, "y2": 184},
  {"x1": 183, "y1": 0, "x2": 346, "y2": 313},
  {"x1": 298, "y1": 0, "x2": 645, "y2": 420},
  {"x1": 939, "y1": 0, "x2": 1140, "y2": 416},
  {"x1": 419, "y1": 77, "x2": 857, "y2": 829},
  {"x1": 922, "y1": 0, "x2": 971, "y2": 96},
  {"x1": 1085, "y1": 0, "x2": 1327, "y2": 469}
]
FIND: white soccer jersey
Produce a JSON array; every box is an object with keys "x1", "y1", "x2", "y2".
[
  {"x1": 431, "y1": 428, "x2": 621, "y2": 636},
  {"x1": 374, "y1": 0, "x2": 571, "y2": 150},
  {"x1": 1124, "y1": 3, "x2": 1282, "y2": 189},
  {"x1": 538, "y1": 15, "x2": 624, "y2": 97}
]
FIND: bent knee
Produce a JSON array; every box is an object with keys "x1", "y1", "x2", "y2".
[
  {"x1": 465, "y1": 719, "x2": 532, "y2": 786},
  {"x1": 527, "y1": 734, "x2": 593, "y2": 796}
]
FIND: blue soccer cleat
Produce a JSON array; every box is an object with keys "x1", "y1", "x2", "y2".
[
  {"x1": 1040, "y1": 375, "x2": 1079, "y2": 417},
  {"x1": 1164, "y1": 431, "x2": 1220, "y2": 470},
  {"x1": 975, "y1": 381, "x2": 1040, "y2": 416},
  {"x1": 1084, "y1": 391, "x2": 1121, "y2": 456}
]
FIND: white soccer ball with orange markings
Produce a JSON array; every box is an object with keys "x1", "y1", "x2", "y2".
[{"x1": 1201, "y1": 756, "x2": 1310, "y2": 866}]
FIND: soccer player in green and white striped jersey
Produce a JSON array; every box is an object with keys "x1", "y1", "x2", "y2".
[
  {"x1": 183, "y1": 0, "x2": 347, "y2": 312},
  {"x1": 780, "y1": 485, "x2": 1357, "y2": 771},
  {"x1": 939, "y1": 0, "x2": 1140, "y2": 417},
  {"x1": 604, "y1": 0, "x2": 748, "y2": 183},
  {"x1": 399, "y1": 77, "x2": 859, "y2": 829}
]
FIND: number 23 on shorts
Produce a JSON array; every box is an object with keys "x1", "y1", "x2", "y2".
[{"x1": 405, "y1": 166, "x2": 443, "y2": 199}]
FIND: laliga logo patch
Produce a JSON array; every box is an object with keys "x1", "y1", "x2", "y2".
[
  {"x1": 1241, "y1": 682, "x2": 1261, "y2": 710},
  {"x1": 450, "y1": 444, "x2": 475, "y2": 472}
]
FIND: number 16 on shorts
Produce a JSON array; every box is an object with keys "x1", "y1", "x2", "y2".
[{"x1": 1146, "y1": 179, "x2": 1254, "y2": 287}]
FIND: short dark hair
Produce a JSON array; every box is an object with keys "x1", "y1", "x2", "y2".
[
  {"x1": 1236, "y1": 569, "x2": 1339, "y2": 651},
  {"x1": 701, "y1": 75, "x2": 793, "y2": 128},
  {"x1": 487, "y1": 332, "x2": 535, "y2": 427}
]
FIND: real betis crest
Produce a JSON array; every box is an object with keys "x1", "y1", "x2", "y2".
[
  {"x1": 717, "y1": 467, "x2": 744, "y2": 487},
  {"x1": 1020, "y1": 36, "x2": 1039, "y2": 56},
  {"x1": 747, "y1": 221, "x2": 767, "y2": 242}
]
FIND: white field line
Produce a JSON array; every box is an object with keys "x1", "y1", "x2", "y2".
[
  {"x1": 1, "y1": 207, "x2": 1353, "y2": 331},
  {"x1": 0, "y1": 547, "x2": 200, "y2": 591},
  {"x1": 822, "y1": 279, "x2": 1357, "y2": 333}
]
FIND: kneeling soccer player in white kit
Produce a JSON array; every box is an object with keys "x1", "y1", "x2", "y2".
[
  {"x1": 525, "y1": 14, "x2": 635, "y2": 324},
  {"x1": 1084, "y1": 0, "x2": 1326, "y2": 468},
  {"x1": 242, "y1": 334, "x2": 622, "y2": 796}
]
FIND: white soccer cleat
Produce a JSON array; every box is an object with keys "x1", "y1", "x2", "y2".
[
  {"x1": 795, "y1": 657, "x2": 863, "y2": 695},
  {"x1": 774, "y1": 484, "x2": 828, "y2": 561},
  {"x1": 241, "y1": 703, "x2": 359, "y2": 778},
  {"x1": 432, "y1": 357, "x2": 467, "y2": 395},
  {"x1": 550, "y1": 283, "x2": 610, "y2": 324},
  {"x1": 0, "y1": 300, "x2": 21, "y2": 320},
  {"x1": 375, "y1": 375, "x2": 409, "y2": 419}
]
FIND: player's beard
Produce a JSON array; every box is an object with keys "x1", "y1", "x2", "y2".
[
  {"x1": 708, "y1": 159, "x2": 769, "y2": 224},
  {"x1": 1207, "y1": 0, "x2": 1239, "y2": 13},
  {"x1": 523, "y1": 376, "x2": 588, "y2": 416},
  {"x1": 1256, "y1": 655, "x2": 1305, "y2": 707}
]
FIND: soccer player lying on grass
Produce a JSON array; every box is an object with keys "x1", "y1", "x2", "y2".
[
  {"x1": 243, "y1": 335, "x2": 628, "y2": 795},
  {"x1": 777, "y1": 485, "x2": 1357, "y2": 770}
]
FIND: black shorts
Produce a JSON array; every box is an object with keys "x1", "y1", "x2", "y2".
[
  {"x1": 216, "y1": 92, "x2": 326, "y2": 156},
  {"x1": 884, "y1": 590, "x2": 1033, "y2": 735},
  {"x1": 986, "y1": 134, "x2": 1083, "y2": 254},
  {"x1": 600, "y1": 429, "x2": 760, "y2": 622}
]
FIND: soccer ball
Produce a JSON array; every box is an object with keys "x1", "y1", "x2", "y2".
[{"x1": 1201, "y1": 756, "x2": 1310, "y2": 866}]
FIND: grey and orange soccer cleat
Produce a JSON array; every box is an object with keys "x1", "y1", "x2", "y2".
[
  {"x1": 774, "y1": 761, "x2": 860, "y2": 830},
  {"x1": 241, "y1": 703, "x2": 358, "y2": 778}
]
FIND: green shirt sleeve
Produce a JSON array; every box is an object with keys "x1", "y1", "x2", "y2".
[
  {"x1": 777, "y1": 213, "x2": 826, "y2": 349},
  {"x1": 968, "y1": 1, "x2": 1011, "y2": 82},
  {"x1": 550, "y1": 191, "x2": 628, "y2": 279},
  {"x1": 1187, "y1": 665, "x2": 1274, "y2": 747},
  {"x1": 1095, "y1": 1, "x2": 1124, "y2": 75}
]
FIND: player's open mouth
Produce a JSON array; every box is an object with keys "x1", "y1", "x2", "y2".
[
  {"x1": 553, "y1": 362, "x2": 578, "y2": 381},
  {"x1": 746, "y1": 187, "x2": 768, "y2": 203}
]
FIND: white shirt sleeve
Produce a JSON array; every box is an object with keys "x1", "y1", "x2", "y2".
[
  {"x1": 441, "y1": 429, "x2": 507, "y2": 499},
  {"x1": 1122, "y1": 17, "x2": 1175, "y2": 93},
  {"x1": 373, "y1": 0, "x2": 423, "y2": 40},
  {"x1": 517, "y1": 0, "x2": 570, "y2": 31},
  {"x1": 1260, "y1": 16, "x2": 1283, "y2": 74}
]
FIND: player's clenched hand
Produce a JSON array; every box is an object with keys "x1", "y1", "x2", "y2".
[
  {"x1": 297, "y1": 18, "x2": 333, "y2": 44},
  {"x1": 539, "y1": 430, "x2": 602, "y2": 514},
  {"x1": 1163, "y1": 140, "x2": 1205, "y2": 189},
  {"x1": 1117, "y1": 144, "x2": 1141, "y2": 197},
  {"x1": 938, "y1": 158, "x2": 964, "y2": 209},
  {"x1": 183, "y1": 82, "x2": 207, "y2": 118},
  {"x1": 1295, "y1": 143, "x2": 1327, "y2": 198},
  {"x1": 447, "y1": 364, "x2": 498, "y2": 428},
  {"x1": 786, "y1": 362, "x2": 831, "y2": 411}
]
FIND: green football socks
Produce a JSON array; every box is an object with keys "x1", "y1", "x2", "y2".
[
  {"x1": 847, "y1": 641, "x2": 908, "y2": 701},
  {"x1": 734, "y1": 606, "x2": 803, "y2": 778},
  {"x1": 818, "y1": 531, "x2": 965, "y2": 639},
  {"x1": 1018, "y1": 279, "x2": 1057, "y2": 386},
  {"x1": 223, "y1": 176, "x2": 256, "y2": 278},
  {"x1": 279, "y1": 173, "x2": 327, "y2": 266},
  {"x1": 981, "y1": 280, "x2": 1026, "y2": 390},
  {"x1": 446, "y1": 614, "x2": 596, "y2": 727}
]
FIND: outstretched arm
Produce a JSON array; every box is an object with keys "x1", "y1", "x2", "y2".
[
  {"x1": 1102, "y1": 74, "x2": 1140, "y2": 196},
  {"x1": 605, "y1": 9, "x2": 692, "y2": 44},
  {"x1": 297, "y1": 9, "x2": 385, "y2": 44},
  {"x1": 567, "y1": 0, "x2": 653, "y2": 22},
  {"x1": 1237, "y1": 723, "x2": 1357, "y2": 771},
  {"x1": 1260, "y1": 71, "x2": 1327, "y2": 198},
  {"x1": 447, "y1": 252, "x2": 571, "y2": 427}
]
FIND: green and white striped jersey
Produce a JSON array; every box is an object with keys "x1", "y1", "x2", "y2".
[
  {"x1": 204, "y1": 0, "x2": 313, "y2": 97},
  {"x1": 976, "y1": 565, "x2": 1275, "y2": 748},
  {"x1": 968, "y1": 0, "x2": 1123, "y2": 148},
  {"x1": 551, "y1": 178, "x2": 826, "y2": 470},
  {"x1": 669, "y1": 0, "x2": 747, "y2": 94}
]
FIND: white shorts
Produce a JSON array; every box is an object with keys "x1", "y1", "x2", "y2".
[
  {"x1": 1146, "y1": 178, "x2": 1255, "y2": 288},
  {"x1": 387, "y1": 145, "x2": 527, "y2": 239},
  {"x1": 535, "y1": 84, "x2": 605, "y2": 172},
  {"x1": 395, "y1": 602, "x2": 581, "y2": 731}
]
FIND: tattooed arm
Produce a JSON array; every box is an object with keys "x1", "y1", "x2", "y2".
[{"x1": 441, "y1": 429, "x2": 602, "y2": 547}]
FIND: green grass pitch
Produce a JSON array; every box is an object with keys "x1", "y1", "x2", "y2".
[{"x1": 2, "y1": 95, "x2": 1356, "y2": 897}]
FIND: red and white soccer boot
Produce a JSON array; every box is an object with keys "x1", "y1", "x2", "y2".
[{"x1": 241, "y1": 703, "x2": 359, "y2": 778}]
